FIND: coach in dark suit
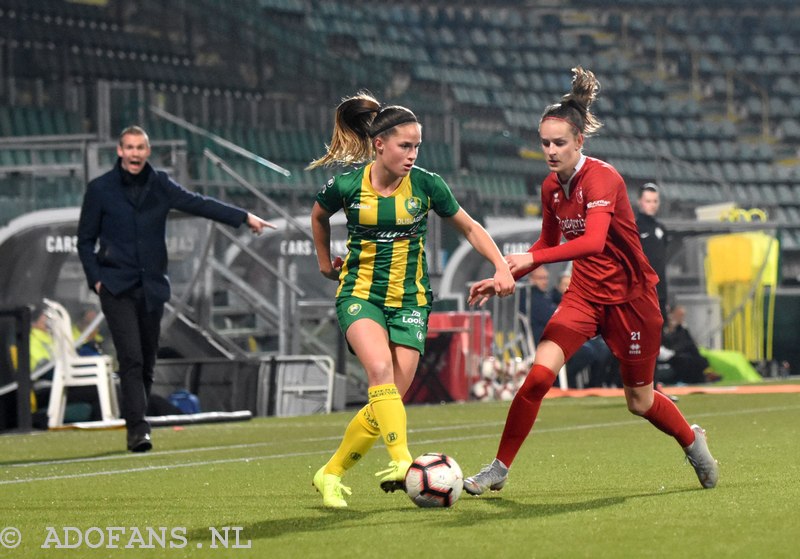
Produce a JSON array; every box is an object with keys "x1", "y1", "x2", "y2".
[{"x1": 77, "y1": 125, "x2": 274, "y2": 452}]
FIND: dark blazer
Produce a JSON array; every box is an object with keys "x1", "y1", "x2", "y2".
[
  {"x1": 77, "y1": 160, "x2": 247, "y2": 309},
  {"x1": 635, "y1": 212, "x2": 668, "y2": 302},
  {"x1": 518, "y1": 285, "x2": 557, "y2": 345}
]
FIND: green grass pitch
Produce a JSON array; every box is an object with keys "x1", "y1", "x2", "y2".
[{"x1": 1, "y1": 392, "x2": 798, "y2": 558}]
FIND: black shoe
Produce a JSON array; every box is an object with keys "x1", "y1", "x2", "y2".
[{"x1": 127, "y1": 433, "x2": 152, "y2": 453}]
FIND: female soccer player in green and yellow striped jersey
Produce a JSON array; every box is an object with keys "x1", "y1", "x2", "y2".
[{"x1": 309, "y1": 91, "x2": 515, "y2": 508}]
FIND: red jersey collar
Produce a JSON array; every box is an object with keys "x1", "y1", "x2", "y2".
[{"x1": 557, "y1": 154, "x2": 587, "y2": 195}]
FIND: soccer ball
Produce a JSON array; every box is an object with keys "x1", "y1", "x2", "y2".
[
  {"x1": 481, "y1": 356, "x2": 499, "y2": 379},
  {"x1": 497, "y1": 381, "x2": 516, "y2": 401},
  {"x1": 404, "y1": 453, "x2": 463, "y2": 508},
  {"x1": 471, "y1": 379, "x2": 494, "y2": 401}
]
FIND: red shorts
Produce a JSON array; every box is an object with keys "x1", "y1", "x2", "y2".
[{"x1": 541, "y1": 288, "x2": 663, "y2": 387}]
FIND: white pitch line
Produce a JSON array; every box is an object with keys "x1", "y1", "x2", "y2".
[
  {"x1": 6, "y1": 436, "x2": 346, "y2": 468},
  {"x1": 0, "y1": 450, "x2": 328, "y2": 485},
  {"x1": 2, "y1": 403, "x2": 798, "y2": 486}
]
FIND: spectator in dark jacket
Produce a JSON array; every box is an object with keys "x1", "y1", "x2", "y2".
[
  {"x1": 636, "y1": 183, "x2": 669, "y2": 324},
  {"x1": 520, "y1": 267, "x2": 614, "y2": 388},
  {"x1": 519, "y1": 266, "x2": 557, "y2": 344},
  {"x1": 658, "y1": 305, "x2": 712, "y2": 384}
]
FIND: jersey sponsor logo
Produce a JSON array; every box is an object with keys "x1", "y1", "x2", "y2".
[
  {"x1": 347, "y1": 303, "x2": 362, "y2": 316},
  {"x1": 353, "y1": 224, "x2": 421, "y2": 241},
  {"x1": 587, "y1": 200, "x2": 611, "y2": 209},
  {"x1": 403, "y1": 310, "x2": 425, "y2": 325},
  {"x1": 396, "y1": 214, "x2": 425, "y2": 225},
  {"x1": 629, "y1": 342, "x2": 642, "y2": 356},
  {"x1": 402, "y1": 315, "x2": 425, "y2": 326},
  {"x1": 416, "y1": 331, "x2": 425, "y2": 341},
  {"x1": 405, "y1": 196, "x2": 422, "y2": 216},
  {"x1": 576, "y1": 188, "x2": 584, "y2": 204},
  {"x1": 349, "y1": 202, "x2": 372, "y2": 210},
  {"x1": 557, "y1": 215, "x2": 586, "y2": 235},
  {"x1": 553, "y1": 192, "x2": 561, "y2": 205}
]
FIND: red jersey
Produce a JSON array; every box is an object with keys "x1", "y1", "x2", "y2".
[{"x1": 529, "y1": 156, "x2": 658, "y2": 304}]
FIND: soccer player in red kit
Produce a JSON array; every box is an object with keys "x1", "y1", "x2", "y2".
[{"x1": 464, "y1": 67, "x2": 718, "y2": 494}]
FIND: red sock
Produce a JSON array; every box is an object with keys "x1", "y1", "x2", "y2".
[
  {"x1": 642, "y1": 391, "x2": 695, "y2": 447},
  {"x1": 496, "y1": 364, "x2": 556, "y2": 467}
]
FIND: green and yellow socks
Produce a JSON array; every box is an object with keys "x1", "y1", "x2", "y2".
[
  {"x1": 367, "y1": 383, "x2": 413, "y2": 464},
  {"x1": 320, "y1": 383, "x2": 412, "y2": 485},
  {"x1": 323, "y1": 404, "x2": 380, "y2": 477}
]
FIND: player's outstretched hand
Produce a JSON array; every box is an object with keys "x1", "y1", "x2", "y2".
[
  {"x1": 504, "y1": 252, "x2": 534, "y2": 277},
  {"x1": 468, "y1": 278, "x2": 497, "y2": 307},
  {"x1": 247, "y1": 213, "x2": 278, "y2": 234},
  {"x1": 493, "y1": 266, "x2": 516, "y2": 298}
]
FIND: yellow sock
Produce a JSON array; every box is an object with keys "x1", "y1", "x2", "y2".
[
  {"x1": 368, "y1": 383, "x2": 412, "y2": 464},
  {"x1": 324, "y1": 405, "x2": 380, "y2": 477}
]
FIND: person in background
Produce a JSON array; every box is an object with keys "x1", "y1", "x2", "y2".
[
  {"x1": 72, "y1": 306, "x2": 104, "y2": 357},
  {"x1": 659, "y1": 305, "x2": 715, "y2": 385},
  {"x1": 519, "y1": 266, "x2": 557, "y2": 344},
  {"x1": 636, "y1": 182, "x2": 669, "y2": 324},
  {"x1": 77, "y1": 125, "x2": 275, "y2": 453},
  {"x1": 29, "y1": 304, "x2": 53, "y2": 372},
  {"x1": 523, "y1": 268, "x2": 615, "y2": 388},
  {"x1": 635, "y1": 183, "x2": 679, "y2": 400},
  {"x1": 464, "y1": 67, "x2": 718, "y2": 495},
  {"x1": 309, "y1": 91, "x2": 515, "y2": 508},
  {"x1": 555, "y1": 271, "x2": 616, "y2": 388},
  {"x1": 550, "y1": 270, "x2": 571, "y2": 305}
]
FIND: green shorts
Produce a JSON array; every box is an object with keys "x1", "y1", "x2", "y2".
[{"x1": 335, "y1": 297, "x2": 429, "y2": 354}]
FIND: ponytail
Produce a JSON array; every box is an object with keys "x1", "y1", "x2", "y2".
[
  {"x1": 308, "y1": 92, "x2": 419, "y2": 169},
  {"x1": 307, "y1": 92, "x2": 380, "y2": 169},
  {"x1": 540, "y1": 67, "x2": 603, "y2": 136}
]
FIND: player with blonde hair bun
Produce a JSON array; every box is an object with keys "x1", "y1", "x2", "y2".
[{"x1": 464, "y1": 68, "x2": 719, "y2": 495}]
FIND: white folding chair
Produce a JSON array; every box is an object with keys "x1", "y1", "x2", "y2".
[{"x1": 44, "y1": 299, "x2": 119, "y2": 427}]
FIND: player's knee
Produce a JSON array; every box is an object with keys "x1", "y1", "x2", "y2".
[
  {"x1": 625, "y1": 395, "x2": 652, "y2": 416},
  {"x1": 518, "y1": 364, "x2": 556, "y2": 401},
  {"x1": 364, "y1": 360, "x2": 395, "y2": 385},
  {"x1": 626, "y1": 401, "x2": 647, "y2": 416}
]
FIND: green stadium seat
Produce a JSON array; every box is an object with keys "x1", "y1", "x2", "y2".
[
  {"x1": 0, "y1": 107, "x2": 13, "y2": 136},
  {"x1": 38, "y1": 109, "x2": 57, "y2": 136},
  {"x1": 24, "y1": 108, "x2": 44, "y2": 136},
  {"x1": 0, "y1": 150, "x2": 15, "y2": 166}
]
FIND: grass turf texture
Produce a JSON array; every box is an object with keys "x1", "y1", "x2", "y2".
[{"x1": 1, "y1": 392, "x2": 798, "y2": 558}]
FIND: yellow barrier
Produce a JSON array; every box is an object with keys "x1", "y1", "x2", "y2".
[{"x1": 705, "y1": 227, "x2": 778, "y2": 361}]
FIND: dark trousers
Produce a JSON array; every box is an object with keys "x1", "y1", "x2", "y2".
[{"x1": 99, "y1": 285, "x2": 163, "y2": 438}]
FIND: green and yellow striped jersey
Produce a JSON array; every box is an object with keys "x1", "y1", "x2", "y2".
[{"x1": 316, "y1": 163, "x2": 460, "y2": 308}]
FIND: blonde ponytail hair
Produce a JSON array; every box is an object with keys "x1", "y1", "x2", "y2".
[
  {"x1": 540, "y1": 66, "x2": 603, "y2": 137},
  {"x1": 308, "y1": 92, "x2": 419, "y2": 169}
]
